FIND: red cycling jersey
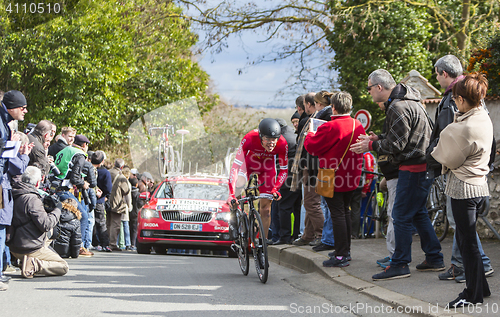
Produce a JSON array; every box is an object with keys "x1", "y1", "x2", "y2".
[{"x1": 229, "y1": 130, "x2": 288, "y2": 199}]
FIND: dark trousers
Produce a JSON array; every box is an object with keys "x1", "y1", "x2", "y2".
[
  {"x1": 350, "y1": 188, "x2": 362, "y2": 238},
  {"x1": 451, "y1": 197, "x2": 491, "y2": 303},
  {"x1": 270, "y1": 200, "x2": 280, "y2": 241},
  {"x1": 292, "y1": 189, "x2": 302, "y2": 240},
  {"x1": 324, "y1": 190, "x2": 354, "y2": 257},
  {"x1": 93, "y1": 203, "x2": 109, "y2": 247},
  {"x1": 277, "y1": 186, "x2": 301, "y2": 242},
  {"x1": 129, "y1": 211, "x2": 138, "y2": 247}
]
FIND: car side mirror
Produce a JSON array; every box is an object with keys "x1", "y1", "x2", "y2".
[{"x1": 139, "y1": 192, "x2": 151, "y2": 200}]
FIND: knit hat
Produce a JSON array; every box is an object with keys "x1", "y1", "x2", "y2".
[
  {"x1": 2, "y1": 90, "x2": 27, "y2": 109},
  {"x1": 291, "y1": 111, "x2": 300, "y2": 121},
  {"x1": 91, "y1": 151, "x2": 105, "y2": 165}
]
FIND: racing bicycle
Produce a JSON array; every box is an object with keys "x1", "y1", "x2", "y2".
[
  {"x1": 427, "y1": 175, "x2": 449, "y2": 242},
  {"x1": 148, "y1": 124, "x2": 178, "y2": 178},
  {"x1": 230, "y1": 174, "x2": 269, "y2": 284},
  {"x1": 360, "y1": 171, "x2": 388, "y2": 239}
]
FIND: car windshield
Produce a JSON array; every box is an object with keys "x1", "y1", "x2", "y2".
[{"x1": 155, "y1": 180, "x2": 228, "y2": 201}]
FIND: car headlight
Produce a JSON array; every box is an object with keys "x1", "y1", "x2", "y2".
[
  {"x1": 215, "y1": 212, "x2": 231, "y2": 223},
  {"x1": 141, "y1": 208, "x2": 160, "y2": 219}
]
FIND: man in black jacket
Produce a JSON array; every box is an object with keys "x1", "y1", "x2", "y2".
[
  {"x1": 93, "y1": 151, "x2": 112, "y2": 252},
  {"x1": 428, "y1": 55, "x2": 494, "y2": 282},
  {"x1": 8, "y1": 166, "x2": 68, "y2": 278},
  {"x1": 271, "y1": 119, "x2": 301, "y2": 245}
]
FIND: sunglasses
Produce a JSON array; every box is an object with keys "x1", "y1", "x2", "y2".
[{"x1": 367, "y1": 83, "x2": 379, "y2": 91}]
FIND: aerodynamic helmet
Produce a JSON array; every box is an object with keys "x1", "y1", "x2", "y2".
[{"x1": 258, "y1": 118, "x2": 281, "y2": 139}]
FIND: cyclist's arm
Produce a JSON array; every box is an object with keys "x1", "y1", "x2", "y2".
[
  {"x1": 272, "y1": 141, "x2": 288, "y2": 196},
  {"x1": 228, "y1": 135, "x2": 248, "y2": 199}
]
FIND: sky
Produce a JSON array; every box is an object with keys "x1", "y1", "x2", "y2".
[
  {"x1": 188, "y1": 0, "x2": 306, "y2": 109},
  {"x1": 196, "y1": 33, "x2": 297, "y2": 109}
]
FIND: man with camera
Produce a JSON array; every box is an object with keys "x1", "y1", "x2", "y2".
[{"x1": 8, "y1": 166, "x2": 68, "y2": 278}]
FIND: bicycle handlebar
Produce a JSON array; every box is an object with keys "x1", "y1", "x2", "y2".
[
  {"x1": 361, "y1": 170, "x2": 384, "y2": 177},
  {"x1": 148, "y1": 125, "x2": 175, "y2": 136},
  {"x1": 238, "y1": 195, "x2": 272, "y2": 204}
]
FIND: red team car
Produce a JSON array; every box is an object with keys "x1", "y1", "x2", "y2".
[{"x1": 136, "y1": 175, "x2": 234, "y2": 255}]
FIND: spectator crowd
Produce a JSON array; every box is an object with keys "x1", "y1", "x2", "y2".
[{"x1": 0, "y1": 92, "x2": 155, "y2": 291}]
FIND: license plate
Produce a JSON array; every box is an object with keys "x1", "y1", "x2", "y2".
[{"x1": 171, "y1": 223, "x2": 202, "y2": 231}]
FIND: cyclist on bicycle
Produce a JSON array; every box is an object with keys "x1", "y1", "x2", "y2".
[{"x1": 228, "y1": 118, "x2": 288, "y2": 240}]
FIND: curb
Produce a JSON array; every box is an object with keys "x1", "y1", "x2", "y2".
[{"x1": 269, "y1": 245, "x2": 471, "y2": 317}]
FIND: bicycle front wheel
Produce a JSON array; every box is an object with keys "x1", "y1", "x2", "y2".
[
  {"x1": 250, "y1": 211, "x2": 268, "y2": 284},
  {"x1": 237, "y1": 212, "x2": 250, "y2": 276}
]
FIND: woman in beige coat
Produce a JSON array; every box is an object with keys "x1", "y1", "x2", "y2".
[{"x1": 431, "y1": 73, "x2": 492, "y2": 308}]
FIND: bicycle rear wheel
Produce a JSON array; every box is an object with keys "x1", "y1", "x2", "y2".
[
  {"x1": 250, "y1": 211, "x2": 268, "y2": 284},
  {"x1": 427, "y1": 177, "x2": 449, "y2": 241},
  {"x1": 237, "y1": 212, "x2": 250, "y2": 276},
  {"x1": 361, "y1": 190, "x2": 377, "y2": 239},
  {"x1": 429, "y1": 208, "x2": 449, "y2": 242}
]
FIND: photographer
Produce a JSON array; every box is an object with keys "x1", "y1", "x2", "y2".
[{"x1": 8, "y1": 166, "x2": 68, "y2": 278}]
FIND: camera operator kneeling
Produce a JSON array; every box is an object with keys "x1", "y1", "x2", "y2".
[{"x1": 7, "y1": 166, "x2": 69, "y2": 278}]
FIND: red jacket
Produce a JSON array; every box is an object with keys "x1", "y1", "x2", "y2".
[{"x1": 304, "y1": 115, "x2": 365, "y2": 192}]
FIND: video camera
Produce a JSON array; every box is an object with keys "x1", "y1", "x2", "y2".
[
  {"x1": 43, "y1": 193, "x2": 61, "y2": 213},
  {"x1": 24, "y1": 123, "x2": 36, "y2": 135}
]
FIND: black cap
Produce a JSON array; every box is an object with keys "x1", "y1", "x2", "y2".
[
  {"x1": 74, "y1": 134, "x2": 90, "y2": 146},
  {"x1": 2, "y1": 90, "x2": 27, "y2": 109},
  {"x1": 291, "y1": 111, "x2": 300, "y2": 120}
]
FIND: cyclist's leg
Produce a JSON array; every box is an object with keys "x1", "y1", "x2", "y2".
[
  {"x1": 259, "y1": 197, "x2": 273, "y2": 238},
  {"x1": 255, "y1": 171, "x2": 275, "y2": 238},
  {"x1": 229, "y1": 174, "x2": 248, "y2": 240}
]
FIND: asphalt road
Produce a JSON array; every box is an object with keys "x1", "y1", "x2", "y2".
[{"x1": 0, "y1": 251, "x2": 414, "y2": 317}]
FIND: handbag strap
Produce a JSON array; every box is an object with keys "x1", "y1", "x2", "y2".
[{"x1": 335, "y1": 119, "x2": 356, "y2": 171}]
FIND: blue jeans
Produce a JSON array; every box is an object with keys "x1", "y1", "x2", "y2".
[
  {"x1": 57, "y1": 191, "x2": 87, "y2": 248},
  {"x1": 122, "y1": 221, "x2": 131, "y2": 247},
  {"x1": 0, "y1": 224, "x2": 6, "y2": 277},
  {"x1": 320, "y1": 197, "x2": 334, "y2": 246},
  {"x1": 83, "y1": 209, "x2": 95, "y2": 249},
  {"x1": 391, "y1": 171, "x2": 443, "y2": 267},
  {"x1": 451, "y1": 232, "x2": 491, "y2": 271},
  {"x1": 300, "y1": 185, "x2": 306, "y2": 235}
]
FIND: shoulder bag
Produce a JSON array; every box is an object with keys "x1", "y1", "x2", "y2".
[{"x1": 316, "y1": 119, "x2": 356, "y2": 198}]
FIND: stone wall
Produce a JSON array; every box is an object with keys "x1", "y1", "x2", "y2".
[{"x1": 483, "y1": 172, "x2": 500, "y2": 238}]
